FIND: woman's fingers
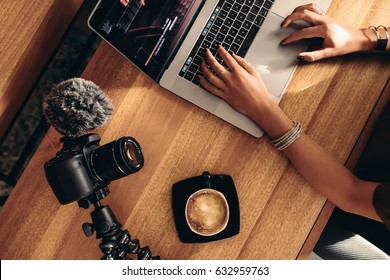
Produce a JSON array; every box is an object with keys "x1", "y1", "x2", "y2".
[
  {"x1": 200, "y1": 48, "x2": 228, "y2": 97},
  {"x1": 298, "y1": 47, "x2": 333, "y2": 62},
  {"x1": 200, "y1": 46, "x2": 261, "y2": 97},
  {"x1": 292, "y1": 3, "x2": 325, "y2": 15},
  {"x1": 198, "y1": 76, "x2": 224, "y2": 98},
  {"x1": 204, "y1": 49, "x2": 229, "y2": 81},
  {"x1": 232, "y1": 53, "x2": 259, "y2": 77},
  {"x1": 281, "y1": 25, "x2": 324, "y2": 45},
  {"x1": 216, "y1": 46, "x2": 242, "y2": 73},
  {"x1": 200, "y1": 59, "x2": 226, "y2": 90},
  {"x1": 281, "y1": 9, "x2": 326, "y2": 28}
]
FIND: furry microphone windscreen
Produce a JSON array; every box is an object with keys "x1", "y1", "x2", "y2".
[{"x1": 43, "y1": 78, "x2": 113, "y2": 138}]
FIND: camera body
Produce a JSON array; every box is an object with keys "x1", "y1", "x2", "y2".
[{"x1": 45, "y1": 133, "x2": 143, "y2": 205}]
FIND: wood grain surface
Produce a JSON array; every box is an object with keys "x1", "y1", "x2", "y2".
[
  {"x1": 0, "y1": 0, "x2": 389, "y2": 260},
  {"x1": 0, "y1": 0, "x2": 83, "y2": 138}
]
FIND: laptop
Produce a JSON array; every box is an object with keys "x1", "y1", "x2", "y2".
[{"x1": 88, "y1": 0, "x2": 332, "y2": 138}]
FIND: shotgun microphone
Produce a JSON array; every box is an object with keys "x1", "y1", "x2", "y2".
[{"x1": 42, "y1": 77, "x2": 113, "y2": 138}]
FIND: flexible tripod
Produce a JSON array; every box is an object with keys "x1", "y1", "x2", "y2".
[{"x1": 78, "y1": 187, "x2": 160, "y2": 260}]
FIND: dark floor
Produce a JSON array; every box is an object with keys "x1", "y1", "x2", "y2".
[{"x1": 0, "y1": 1, "x2": 101, "y2": 206}]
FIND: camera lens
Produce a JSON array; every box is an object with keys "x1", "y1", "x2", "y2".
[
  {"x1": 125, "y1": 140, "x2": 141, "y2": 167},
  {"x1": 90, "y1": 137, "x2": 144, "y2": 183}
]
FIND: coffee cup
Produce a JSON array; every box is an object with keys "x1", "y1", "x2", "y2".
[{"x1": 185, "y1": 188, "x2": 229, "y2": 236}]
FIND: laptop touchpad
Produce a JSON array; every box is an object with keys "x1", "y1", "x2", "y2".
[{"x1": 244, "y1": 12, "x2": 307, "y2": 99}]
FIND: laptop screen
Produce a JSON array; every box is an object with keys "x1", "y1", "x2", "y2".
[{"x1": 89, "y1": 0, "x2": 204, "y2": 80}]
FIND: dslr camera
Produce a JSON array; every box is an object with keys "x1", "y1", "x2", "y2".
[{"x1": 44, "y1": 133, "x2": 144, "y2": 205}]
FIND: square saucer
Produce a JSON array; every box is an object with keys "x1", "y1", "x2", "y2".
[{"x1": 172, "y1": 172, "x2": 240, "y2": 243}]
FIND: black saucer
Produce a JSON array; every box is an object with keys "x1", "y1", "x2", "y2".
[{"x1": 172, "y1": 172, "x2": 240, "y2": 243}]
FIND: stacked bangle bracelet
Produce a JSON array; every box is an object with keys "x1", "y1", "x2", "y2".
[
  {"x1": 270, "y1": 122, "x2": 303, "y2": 151},
  {"x1": 369, "y1": 25, "x2": 388, "y2": 51}
]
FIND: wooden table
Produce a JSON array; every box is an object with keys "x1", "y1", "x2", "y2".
[
  {"x1": 0, "y1": 0, "x2": 389, "y2": 260},
  {"x1": 0, "y1": 0, "x2": 83, "y2": 139}
]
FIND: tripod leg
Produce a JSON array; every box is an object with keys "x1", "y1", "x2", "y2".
[{"x1": 88, "y1": 204, "x2": 160, "y2": 259}]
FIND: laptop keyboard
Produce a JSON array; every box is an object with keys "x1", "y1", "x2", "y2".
[{"x1": 179, "y1": 0, "x2": 275, "y2": 85}]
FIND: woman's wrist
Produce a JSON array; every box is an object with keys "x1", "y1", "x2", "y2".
[
  {"x1": 359, "y1": 28, "x2": 377, "y2": 52},
  {"x1": 251, "y1": 100, "x2": 294, "y2": 139}
]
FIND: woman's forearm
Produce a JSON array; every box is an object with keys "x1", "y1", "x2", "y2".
[
  {"x1": 284, "y1": 134, "x2": 380, "y2": 220},
  {"x1": 252, "y1": 103, "x2": 381, "y2": 221}
]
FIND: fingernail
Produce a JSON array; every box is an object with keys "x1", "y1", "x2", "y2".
[
  {"x1": 297, "y1": 56, "x2": 305, "y2": 61},
  {"x1": 280, "y1": 39, "x2": 286, "y2": 45}
]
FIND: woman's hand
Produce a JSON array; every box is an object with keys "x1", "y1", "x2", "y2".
[
  {"x1": 280, "y1": 3, "x2": 377, "y2": 61},
  {"x1": 199, "y1": 46, "x2": 294, "y2": 138},
  {"x1": 199, "y1": 47, "x2": 271, "y2": 120}
]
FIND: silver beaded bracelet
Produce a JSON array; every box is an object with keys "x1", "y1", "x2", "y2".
[{"x1": 270, "y1": 122, "x2": 303, "y2": 151}]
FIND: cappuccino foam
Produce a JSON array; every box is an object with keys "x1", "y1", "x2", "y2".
[{"x1": 186, "y1": 189, "x2": 228, "y2": 236}]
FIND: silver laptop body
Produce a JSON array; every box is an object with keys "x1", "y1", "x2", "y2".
[
  {"x1": 160, "y1": 0, "x2": 331, "y2": 137},
  {"x1": 89, "y1": 0, "x2": 332, "y2": 138}
]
